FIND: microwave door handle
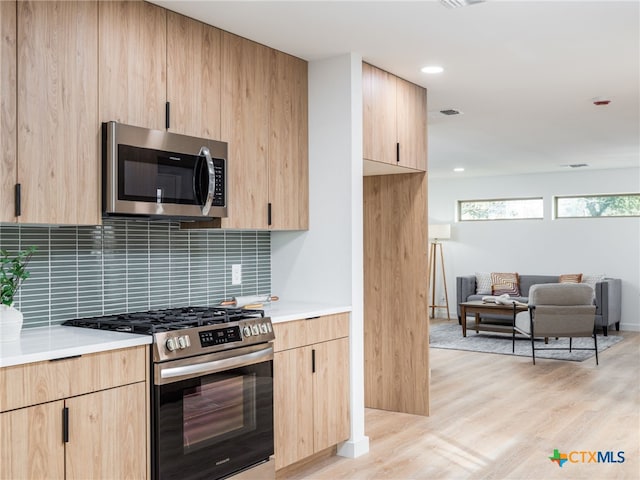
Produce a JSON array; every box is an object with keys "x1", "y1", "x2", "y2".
[{"x1": 199, "y1": 146, "x2": 215, "y2": 216}]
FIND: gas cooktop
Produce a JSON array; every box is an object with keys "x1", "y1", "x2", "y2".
[{"x1": 62, "y1": 306, "x2": 265, "y2": 335}]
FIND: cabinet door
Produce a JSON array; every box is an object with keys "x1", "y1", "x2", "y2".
[
  {"x1": 363, "y1": 62, "x2": 397, "y2": 165},
  {"x1": 269, "y1": 50, "x2": 309, "y2": 230},
  {"x1": 221, "y1": 32, "x2": 270, "y2": 229},
  {"x1": 274, "y1": 346, "x2": 314, "y2": 470},
  {"x1": 99, "y1": 0, "x2": 166, "y2": 130},
  {"x1": 17, "y1": 0, "x2": 99, "y2": 225},
  {"x1": 313, "y1": 338, "x2": 350, "y2": 452},
  {"x1": 396, "y1": 77, "x2": 427, "y2": 171},
  {"x1": 0, "y1": 1, "x2": 16, "y2": 222},
  {"x1": 0, "y1": 400, "x2": 65, "y2": 479},
  {"x1": 167, "y1": 12, "x2": 222, "y2": 140},
  {"x1": 65, "y1": 383, "x2": 147, "y2": 480}
]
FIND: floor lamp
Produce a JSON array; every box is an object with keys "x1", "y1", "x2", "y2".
[{"x1": 428, "y1": 224, "x2": 451, "y2": 320}]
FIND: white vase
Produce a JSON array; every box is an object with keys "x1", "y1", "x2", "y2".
[{"x1": 0, "y1": 304, "x2": 23, "y2": 342}]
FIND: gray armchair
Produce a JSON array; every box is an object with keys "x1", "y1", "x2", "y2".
[{"x1": 513, "y1": 283, "x2": 598, "y2": 365}]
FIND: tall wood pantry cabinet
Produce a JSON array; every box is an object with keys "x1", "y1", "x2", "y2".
[
  {"x1": 363, "y1": 62, "x2": 427, "y2": 172},
  {"x1": 362, "y1": 63, "x2": 430, "y2": 416}
]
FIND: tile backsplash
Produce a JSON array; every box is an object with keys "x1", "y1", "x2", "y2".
[{"x1": 0, "y1": 219, "x2": 271, "y2": 329}]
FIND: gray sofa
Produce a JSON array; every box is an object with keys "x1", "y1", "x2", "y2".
[{"x1": 456, "y1": 274, "x2": 622, "y2": 335}]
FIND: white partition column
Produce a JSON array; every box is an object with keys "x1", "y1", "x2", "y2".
[{"x1": 271, "y1": 52, "x2": 369, "y2": 457}]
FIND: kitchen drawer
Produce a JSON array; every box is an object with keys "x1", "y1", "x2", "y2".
[
  {"x1": 273, "y1": 313, "x2": 349, "y2": 352},
  {"x1": 0, "y1": 345, "x2": 147, "y2": 412}
]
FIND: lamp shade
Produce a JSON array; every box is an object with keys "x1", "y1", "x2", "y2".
[{"x1": 429, "y1": 224, "x2": 451, "y2": 240}]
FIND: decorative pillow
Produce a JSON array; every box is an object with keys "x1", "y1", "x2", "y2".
[
  {"x1": 475, "y1": 272, "x2": 492, "y2": 295},
  {"x1": 491, "y1": 272, "x2": 521, "y2": 296},
  {"x1": 559, "y1": 273, "x2": 583, "y2": 283},
  {"x1": 582, "y1": 273, "x2": 605, "y2": 290}
]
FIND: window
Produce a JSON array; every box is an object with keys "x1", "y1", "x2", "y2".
[
  {"x1": 555, "y1": 193, "x2": 640, "y2": 218},
  {"x1": 458, "y1": 197, "x2": 543, "y2": 221}
]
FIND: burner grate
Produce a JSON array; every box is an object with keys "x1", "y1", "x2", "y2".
[{"x1": 62, "y1": 306, "x2": 265, "y2": 335}]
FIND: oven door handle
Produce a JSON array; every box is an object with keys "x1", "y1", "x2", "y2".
[{"x1": 158, "y1": 346, "x2": 273, "y2": 384}]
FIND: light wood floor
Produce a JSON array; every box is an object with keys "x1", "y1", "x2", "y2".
[{"x1": 280, "y1": 319, "x2": 640, "y2": 480}]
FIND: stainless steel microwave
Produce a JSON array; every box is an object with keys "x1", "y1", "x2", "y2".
[{"x1": 102, "y1": 121, "x2": 227, "y2": 220}]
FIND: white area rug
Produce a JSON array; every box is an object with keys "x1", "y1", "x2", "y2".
[{"x1": 429, "y1": 322, "x2": 624, "y2": 362}]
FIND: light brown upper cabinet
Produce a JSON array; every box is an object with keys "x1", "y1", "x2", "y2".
[
  {"x1": 98, "y1": 0, "x2": 166, "y2": 130},
  {"x1": 17, "y1": 0, "x2": 100, "y2": 225},
  {"x1": 0, "y1": 1, "x2": 16, "y2": 223},
  {"x1": 220, "y1": 32, "x2": 271, "y2": 229},
  {"x1": 100, "y1": 4, "x2": 223, "y2": 138},
  {"x1": 166, "y1": 12, "x2": 222, "y2": 140},
  {"x1": 396, "y1": 77, "x2": 427, "y2": 171},
  {"x1": 363, "y1": 62, "x2": 427, "y2": 172},
  {"x1": 269, "y1": 50, "x2": 309, "y2": 230},
  {"x1": 216, "y1": 33, "x2": 309, "y2": 230}
]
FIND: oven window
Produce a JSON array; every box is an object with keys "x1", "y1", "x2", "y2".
[{"x1": 183, "y1": 374, "x2": 257, "y2": 454}]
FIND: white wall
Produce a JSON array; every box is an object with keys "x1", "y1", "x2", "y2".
[
  {"x1": 271, "y1": 53, "x2": 369, "y2": 457},
  {"x1": 429, "y1": 167, "x2": 640, "y2": 331}
]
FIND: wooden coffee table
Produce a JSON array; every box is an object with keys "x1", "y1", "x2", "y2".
[{"x1": 459, "y1": 300, "x2": 528, "y2": 337}]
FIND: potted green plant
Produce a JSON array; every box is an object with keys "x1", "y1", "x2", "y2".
[{"x1": 0, "y1": 246, "x2": 36, "y2": 342}]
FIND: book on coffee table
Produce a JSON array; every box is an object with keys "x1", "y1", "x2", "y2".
[{"x1": 481, "y1": 294, "x2": 528, "y2": 308}]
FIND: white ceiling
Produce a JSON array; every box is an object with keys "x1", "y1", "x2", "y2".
[{"x1": 153, "y1": 0, "x2": 640, "y2": 179}]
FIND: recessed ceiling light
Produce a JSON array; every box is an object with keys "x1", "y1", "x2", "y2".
[
  {"x1": 440, "y1": 109, "x2": 462, "y2": 116},
  {"x1": 421, "y1": 65, "x2": 444, "y2": 74},
  {"x1": 453, "y1": 167, "x2": 465, "y2": 172}
]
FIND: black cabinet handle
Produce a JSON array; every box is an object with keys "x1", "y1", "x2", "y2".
[
  {"x1": 396, "y1": 142, "x2": 400, "y2": 163},
  {"x1": 62, "y1": 407, "x2": 69, "y2": 443},
  {"x1": 15, "y1": 183, "x2": 21, "y2": 217},
  {"x1": 311, "y1": 349, "x2": 316, "y2": 373},
  {"x1": 165, "y1": 102, "x2": 171, "y2": 129},
  {"x1": 267, "y1": 202, "x2": 272, "y2": 226}
]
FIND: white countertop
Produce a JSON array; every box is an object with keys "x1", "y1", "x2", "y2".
[
  {"x1": 264, "y1": 301, "x2": 351, "y2": 323},
  {"x1": 0, "y1": 302, "x2": 350, "y2": 368},
  {"x1": 0, "y1": 325, "x2": 152, "y2": 368}
]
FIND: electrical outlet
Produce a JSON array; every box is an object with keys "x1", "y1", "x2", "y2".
[{"x1": 232, "y1": 264, "x2": 242, "y2": 285}]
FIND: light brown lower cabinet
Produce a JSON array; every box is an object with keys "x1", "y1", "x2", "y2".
[
  {"x1": 273, "y1": 314, "x2": 350, "y2": 471},
  {"x1": 0, "y1": 400, "x2": 65, "y2": 479},
  {"x1": 65, "y1": 383, "x2": 147, "y2": 479},
  {"x1": 0, "y1": 346, "x2": 148, "y2": 479}
]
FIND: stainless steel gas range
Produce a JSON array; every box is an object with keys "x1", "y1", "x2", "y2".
[{"x1": 63, "y1": 306, "x2": 275, "y2": 480}]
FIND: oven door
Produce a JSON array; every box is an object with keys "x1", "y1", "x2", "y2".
[{"x1": 153, "y1": 344, "x2": 273, "y2": 480}]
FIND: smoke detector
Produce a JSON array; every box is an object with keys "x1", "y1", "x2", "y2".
[
  {"x1": 592, "y1": 96, "x2": 611, "y2": 106},
  {"x1": 561, "y1": 163, "x2": 589, "y2": 169},
  {"x1": 440, "y1": 0, "x2": 485, "y2": 8},
  {"x1": 440, "y1": 109, "x2": 463, "y2": 116}
]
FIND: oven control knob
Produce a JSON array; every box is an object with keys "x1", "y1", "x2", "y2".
[
  {"x1": 266, "y1": 323, "x2": 272, "y2": 333},
  {"x1": 183, "y1": 335, "x2": 191, "y2": 348},
  {"x1": 259, "y1": 323, "x2": 268, "y2": 334},
  {"x1": 251, "y1": 324, "x2": 260, "y2": 336},
  {"x1": 178, "y1": 336, "x2": 186, "y2": 349},
  {"x1": 243, "y1": 326, "x2": 252, "y2": 337},
  {"x1": 166, "y1": 337, "x2": 177, "y2": 352}
]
